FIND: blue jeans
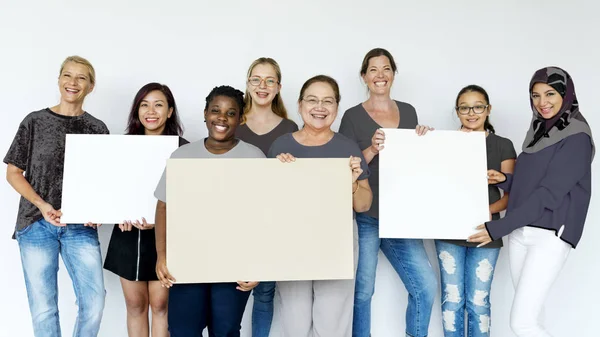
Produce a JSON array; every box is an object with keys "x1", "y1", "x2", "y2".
[
  {"x1": 16, "y1": 219, "x2": 106, "y2": 337},
  {"x1": 168, "y1": 282, "x2": 251, "y2": 337},
  {"x1": 353, "y1": 213, "x2": 437, "y2": 337},
  {"x1": 251, "y1": 281, "x2": 275, "y2": 337},
  {"x1": 434, "y1": 240, "x2": 500, "y2": 337}
]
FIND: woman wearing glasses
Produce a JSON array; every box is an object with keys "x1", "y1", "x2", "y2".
[
  {"x1": 435, "y1": 85, "x2": 516, "y2": 337},
  {"x1": 268, "y1": 75, "x2": 372, "y2": 337},
  {"x1": 339, "y1": 47, "x2": 436, "y2": 337},
  {"x1": 235, "y1": 57, "x2": 298, "y2": 337}
]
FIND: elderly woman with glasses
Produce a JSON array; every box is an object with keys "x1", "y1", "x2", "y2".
[{"x1": 268, "y1": 74, "x2": 372, "y2": 337}]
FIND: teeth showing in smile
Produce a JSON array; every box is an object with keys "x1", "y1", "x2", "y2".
[
  {"x1": 374, "y1": 81, "x2": 386, "y2": 87},
  {"x1": 65, "y1": 88, "x2": 79, "y2": 93},
  {"x1": 311, "y1": 114, "x2": 327, "y2": 119},
  {"x1": 256, "y1": 92, "x2": 268, "y2": 98},
  {"x1": 467, "y1": 118, "x2": 478, "y2": 122},
  {"x1": 145, "y1": 118, "x2": 158, "y2": 123},
  {"x1": 541, "y1": 108, "x2": 552, "y2": 114},
  {"x1": 215, "y1": 125, "x2": 228, "y2": 132}
]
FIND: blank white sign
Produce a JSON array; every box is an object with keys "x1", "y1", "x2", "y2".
[
  {"x1": 61, "y1": 134, "x2": 179, "y2": 224},
  {"x1": 379, "y1": 129, "x2": 489, "y2": 240}
]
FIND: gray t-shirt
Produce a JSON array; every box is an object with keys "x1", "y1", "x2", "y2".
[
  {"x1": 4, "y1": 108, "x2": 110, "y2": 236},
  {"x1": 339, "y1": 100, "x2": 418, "y2": 218},
  {"x1": 267, "y1": 133, "x2": 370, "y2": 181},
  {"x1": 154, "y1": 139, "x2": 265, "y2": 202},
  {"x1": 236, "y1": 119, "x2": 299, "y2": 156},
  {"x1": 443, "y1": 132, "x2": 517, "y2": 248}
]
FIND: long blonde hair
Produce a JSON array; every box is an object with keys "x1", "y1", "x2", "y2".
[{"x1": 243, "y1": 57, "x2": 288, "y2": 123}]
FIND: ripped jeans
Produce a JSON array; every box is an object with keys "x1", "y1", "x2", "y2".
[{"x1": 434, "y1": 241, "x2": 500, "y2": 337}]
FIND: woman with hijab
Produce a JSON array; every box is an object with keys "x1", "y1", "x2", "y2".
[{"x1": 469, "y1": 66, "x2": 594, "y2": 337}]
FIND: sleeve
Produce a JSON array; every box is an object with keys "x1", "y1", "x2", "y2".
[
  {"x1": 339, "y1": 111, "x2": 358, "y2": 143},
  {"x1": 500, "y1": 138, "x2": 517, "y2": 161},
  {"x1": 494, "y1": 173, "x2": 514, "y2": 193},
  {"x1": 3, "y1": 116, "x2": 32, "y2": 171},
  {"x1": 485, "y1": 133, "x2": 593, "y2": 240},
  {"x1": 267, "y1": 136, "x2": 284, "y2": 158}
]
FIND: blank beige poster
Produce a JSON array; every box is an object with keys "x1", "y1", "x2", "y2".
[{"x1": 166, "y1": 158, "x2": 354, "y2": 284}]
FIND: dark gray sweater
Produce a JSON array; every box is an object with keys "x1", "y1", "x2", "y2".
[{"x1": 485, "y1": 132, "x2": 593, "y2": 248}]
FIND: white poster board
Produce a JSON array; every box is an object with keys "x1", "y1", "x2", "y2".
[
  {"x1": 379, "y1": 129, "x2": 489, "y2": 240},
  {"x1": 166, "y1": 158, "x2": 354, "y2": 283},
  {"x1": 61, "y1": 134, "x2": 179, "y2": 224}
]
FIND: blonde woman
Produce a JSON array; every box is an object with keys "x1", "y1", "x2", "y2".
[
  {"x1": 235, "y1": 57, "x2": 298, "y2": 337},
  {"x1": 4, "y1": 56, "x2": 108, "y2": 336}
]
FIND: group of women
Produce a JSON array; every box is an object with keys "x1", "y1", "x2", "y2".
[{"x1": 4, "y1": 48, "x2": 593, "y2": 337}]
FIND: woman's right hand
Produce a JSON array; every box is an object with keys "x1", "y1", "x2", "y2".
[
  {"x1": 487, "y1": 169, "x2": 506, "y2": 185},
  {"x1": 276, "y1": 153, "x2": 296, "y2": 163},
  {"x1": 38, "y1": 202, "x2": 65, "y2": 227},
  {"x1": 369, "y1": 129, "x2": 385, "y2": 155},
  {"x1": 119, "y1": 217, "x2": 154, "y2": 231},
  {"x1": 156, "y1": 256, "x2": 176, "y2": 288}
]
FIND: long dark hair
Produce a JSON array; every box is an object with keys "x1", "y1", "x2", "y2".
[
  {"x1": 126, "y1": 82, "x2": 184, "y2": 136},
  {"x1": 455, "y1": 84, "x2": 495, "y2": 133}
]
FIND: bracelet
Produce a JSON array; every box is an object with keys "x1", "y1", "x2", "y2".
[{"x1": 352, "y1": 181, "x2": 360, "y2": 194}]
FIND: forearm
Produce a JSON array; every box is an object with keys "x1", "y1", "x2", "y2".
[
  {"x1": 352, "y1": 180, "x2": 372, "y2": 213},
  {"x1": 362, "y1": 148, "x2": 377, "y2": 165},
  {"x1": 489, "y1": 193, "x2": 509, "y2": 214},
  {"x1": 6, "y1": 171, "x2": 45, "y2": 208},
  {"x1": 154, "y1": 201, "x2": 167, "y2": 258}
]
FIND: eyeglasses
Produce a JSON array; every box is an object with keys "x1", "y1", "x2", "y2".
[
  {"x1": 456, "y1": 105, "x2": 489, "y2": 115},
  {"x1": 248, "y1": 76, "x2": 278, "y2": 87},
  {"x1": 302, "y1": 96, "x2": 337, "y2": 108}
]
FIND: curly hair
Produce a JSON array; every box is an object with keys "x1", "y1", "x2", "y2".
[{"x1": 205, "y1": 85, "x2": 245, "y2": 117}]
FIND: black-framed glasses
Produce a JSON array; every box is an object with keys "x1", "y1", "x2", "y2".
[
  {"x1": 302, "y1": 96, "x2": 337, "y2": 108},
  {"x1": 456, "y1": 105, "x2": 489, "y2": 115},
  {"x1": 248, "y1": 76, "x2": 278, "y2": 87}
]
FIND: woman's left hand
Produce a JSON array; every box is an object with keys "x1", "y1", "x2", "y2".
[
  {"x1": 468, "y1": 224, "x2": 493, "y2": 247},
  {"x1": 415, "y1": 124, "x2": 434, "y2": 136},
  {"x1": 85, "y1": 222, "x2": 101, "y2": 229},
  {"x1": 131, "y1": 217, "x2": 154, "y2": 230},
  {"x1": 236, "y1": 281, "x2": 259, "y2": 292},
  {"x1": 349, "y1": 156, "x2": 363, "y2": 183}
]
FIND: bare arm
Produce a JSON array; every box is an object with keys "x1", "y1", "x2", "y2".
[
  {"x1": 6, "y1": 163, "x2": 63, "y2": 226},
  {"x1": 489, "y1": 159, "x2": 516, "y2": 215},
  {"x1": 352, "y1": 179, "x2": 372, "y2": 213},
  {"x1": 154, "y1": 200, "x2": 167, "y2": 258}
]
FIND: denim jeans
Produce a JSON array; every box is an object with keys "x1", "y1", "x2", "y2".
[
  {"x1": 353, "y1": 213, "x2": 437, "y2": 337},
  {"x1": 251, "y1": 281, "x2": 275, "y2": 337},
  {"x1": 16, "y1": 219, "x2": 106, "y2": 337},
  {"x1": 168, "y1": 282, "x2": 251, "y2": 337},
  {"x1": 434, "y1": 240, "x2": 500, "y2": 337}
]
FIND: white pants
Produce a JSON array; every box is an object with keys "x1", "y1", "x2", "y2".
[
  {"x1": 508, "y1": 227, "x2": 571, "y2": 337},
  {"x1": 276, "y1": 220, "x2": 359, "y2": 337}
]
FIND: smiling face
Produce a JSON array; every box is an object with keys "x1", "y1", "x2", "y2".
[
  {"x1": 362, "y1": 55, "x2": 395, "y2": 95},
  {"x1": 204, "y1": 95, "x2": 241, "y2": 141},
  {"x1": 299, "y1": 81, "x2": 338, "y2": 131},
  {"x1": 456, "y1": 91, "x2": 491, "y2": 131},
  {"x1": 58, "y1": 61, "x2": 94, "y2": 104},
  {"x1": 247, "y1": 63, "x2": 280, "y2": 108},
  {"x1": 531, "y1": 82, "x2": 564, "y2": 119},
  {"x1": 138, "y1": 90, "x2": 173, "y2": 135}
]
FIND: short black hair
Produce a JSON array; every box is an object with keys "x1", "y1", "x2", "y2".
[{"x1": 204, "y1": 85, "x2": 245, "y2": 117}]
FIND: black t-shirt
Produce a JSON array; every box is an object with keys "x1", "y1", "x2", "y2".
[{"x1": 4, "y1": 108, "x2": 110, "y2": 237}]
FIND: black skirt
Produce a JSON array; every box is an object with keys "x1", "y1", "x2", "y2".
[{"x1": 104, "y1": 224, "x2": 159, "y2": 281}]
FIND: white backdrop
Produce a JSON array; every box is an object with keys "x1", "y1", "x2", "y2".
[{"x1": 1, "y1": 0, "x2": 598, "y2": 336}]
